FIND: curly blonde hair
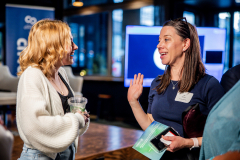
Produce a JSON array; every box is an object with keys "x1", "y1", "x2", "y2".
[{"x1": 17, "y1": 19, "x2": 71, "y2": 78}]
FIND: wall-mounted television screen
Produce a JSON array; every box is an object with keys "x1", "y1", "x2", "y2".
[{"x1": 124, "y1": 25, "x2": 226, "y2": 87}]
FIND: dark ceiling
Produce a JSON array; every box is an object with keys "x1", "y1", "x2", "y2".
[
  {"x1": 183, "y1": 0, "x2": 240, "y2": 9},
  {"x1": 0, "y1": 0, "x2": 62, "y2": 23},
  {"x1": 1, "y1": 0, "x2": 240, "y2": 10},
  {"x1": 1, "y1": 0, "x2": 240, "y2": 24}
]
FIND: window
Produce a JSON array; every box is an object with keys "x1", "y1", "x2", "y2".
[
  {"x1": 218, "y1": 12, "x2": 231, "y2": 72},
  {"x1": 113, "y1": 0, "x2": 123, "y2": 3},
  {"x1": 183, "y1": 11, "x2": 195, "y2": 25},
  {"x1": 0, "y1": 32, "x2": 2, "y2": 64},
  {"x1": 0, "y1": 23, "x2": 3, "y2": 64},
  {"x1": 112, "y1": 9, "x2": 123, "y2": 77},
  {"x1": 64, "y1": 12, "x2": 108, "y2": 76},
  {"x1": 233, "y1": 11, "x2": 240, "y2": 66},
  {"x1": 112, "y1": 6, "x2": 156, "y2": 77},
  {"x1": 64, "y1": 1, "x2": 159, "y2": 78},
  {"x1": 140, "y1": 6, "x2": 154, "y2": 26}
]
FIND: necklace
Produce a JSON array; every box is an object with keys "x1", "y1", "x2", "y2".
[
  {"x1": 51, "y1": 75, "x2": 64, "y2": 95},
  {"x1": 171, "y1": 80, "x2": 179, "y2": 90}
]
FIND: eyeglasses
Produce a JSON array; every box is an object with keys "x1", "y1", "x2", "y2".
[
  {"x1": 173, "y1": 17, "x2": 188, "y2": 24},
  {"x1": 172, "y1": 17, "x2": 190, "y2": 37}
]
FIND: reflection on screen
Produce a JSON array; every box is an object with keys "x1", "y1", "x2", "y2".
[{"x1": 124, "y1": 25, "x2": 226, "y2": 87}]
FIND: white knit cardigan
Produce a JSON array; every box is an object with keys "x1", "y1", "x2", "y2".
[{"x1": 16, "y1": 66, "x2": 89, "y2": 159}]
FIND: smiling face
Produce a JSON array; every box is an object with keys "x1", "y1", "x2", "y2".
[
  {"x1": 157, "y1": 26, "x2": 186, "y2": 67},
  {"x1": 61, "y1": 33, "x2": 78, "y2": 66}
]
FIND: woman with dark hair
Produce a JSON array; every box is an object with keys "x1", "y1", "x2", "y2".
[{"x1": 127, "y1": 17, "x2": 224, "y2": 159}]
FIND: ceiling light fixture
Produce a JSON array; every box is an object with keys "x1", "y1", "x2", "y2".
[{"x1": 73, "y1": 0, "x2": 84, "y2": 7}]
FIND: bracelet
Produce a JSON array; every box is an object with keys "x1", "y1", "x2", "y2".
[{"x1": 190, "y1": 138, "x2": 199, "y2": 150}]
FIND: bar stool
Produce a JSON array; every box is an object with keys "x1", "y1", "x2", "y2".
[{"x1": 97, "y1": 94, "x2": 115, "y2": 121}]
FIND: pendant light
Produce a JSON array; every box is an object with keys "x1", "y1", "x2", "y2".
[{"x1": 73, "y1": 0, "x2": 84, "y2": 7}]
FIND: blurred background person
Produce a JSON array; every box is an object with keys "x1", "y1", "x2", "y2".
[
  {"x1": 17, "y1": 19, "x2": 89, "y2": 160},
  {"x1": 220, "y1": 64, "x2": 240, "y2": 93},
  {"x1": 127, "y1": 17, "x2": 224, "y2": 160},
  {"x1": 0, "y1": 116, "x2": 14, "y2": 160}
]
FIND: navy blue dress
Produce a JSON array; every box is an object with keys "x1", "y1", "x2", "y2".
[
  {"x1": 147, "y1": 74, "x2": 225, "y2": 137},
  {"x1": 147, "y1": 74, "x2": 225, "y2": 160}
]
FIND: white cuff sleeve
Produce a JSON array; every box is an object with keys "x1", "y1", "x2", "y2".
[{"x1": 190, "y1": 138, "x2": 199, "y2": 150}]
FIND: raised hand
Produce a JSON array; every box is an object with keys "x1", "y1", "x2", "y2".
[{"x1": 127, "y1": 73, "x2": 144, "y2": 104}]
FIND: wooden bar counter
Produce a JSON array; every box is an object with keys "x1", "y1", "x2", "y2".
[{"x1": 12, "y1": 122, "x2": 149, "y2": 160}]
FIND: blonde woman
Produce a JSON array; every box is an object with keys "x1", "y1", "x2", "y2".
[{"x1": 17, "y1": 19, "x2": 89, "y2": 160}]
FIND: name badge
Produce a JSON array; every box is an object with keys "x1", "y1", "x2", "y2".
[{"x1": 175, "y1": 91, "x2": 193, "y2": 103}]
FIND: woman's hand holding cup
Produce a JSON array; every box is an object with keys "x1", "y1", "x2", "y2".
[{"x1": 77, "y1": 110, "x2": 89, "y2": 124}]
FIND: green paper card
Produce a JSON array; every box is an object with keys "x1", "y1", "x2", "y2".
[{"x1": 133, "y1": 121, "x2": 169, "y2": 160}]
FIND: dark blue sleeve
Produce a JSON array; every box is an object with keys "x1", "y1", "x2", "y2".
[{"x1": 204, "y1": 76, "x2": 225, "y2": 114}]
